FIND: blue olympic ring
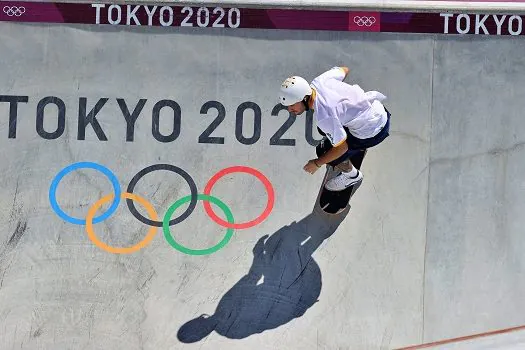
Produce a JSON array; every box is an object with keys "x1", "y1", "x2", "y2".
[{"x1": 49, "y1": 161, "x2": 121, "y2": 225}]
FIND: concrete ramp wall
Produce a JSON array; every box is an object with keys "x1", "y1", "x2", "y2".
[{"x1": 1, "y1": 6, "x2": 525, "y2": 349}]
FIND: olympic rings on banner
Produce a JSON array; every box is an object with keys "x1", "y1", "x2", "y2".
[
  {"x1": 49, "y1": 161, "x2": 274, "y2": 256},
  {"x1": 3, "y1": 6, "x2": 26, "y2": 17},
  {"x1": 353, "y1": 16, "x2": 376, "y2": 27}
]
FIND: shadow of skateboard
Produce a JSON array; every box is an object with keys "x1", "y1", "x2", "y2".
[{"x1": 317, "y1": 149, "x2": 367, "y2": 215}]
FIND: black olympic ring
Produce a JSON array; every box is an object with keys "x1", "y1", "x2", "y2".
[{"x1": 125, "y1": 164, "x2": 198, "y2": 227}]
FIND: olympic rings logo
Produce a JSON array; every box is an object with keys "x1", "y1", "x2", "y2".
[
  {"x1": 48, "y1": 162, "x2": 275, "y2": 256},
  {"x1": 3, "y1": 6, "x2": 25, "y2": 17},
  {"x1": 353, "y1": 16, "x2": 376, "y2": 27}
]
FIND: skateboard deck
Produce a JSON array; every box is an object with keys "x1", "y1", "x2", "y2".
[{"x1": 318, "y1": 149, "x2": 367, "y2": 215}]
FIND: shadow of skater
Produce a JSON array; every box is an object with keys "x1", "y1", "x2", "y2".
[{"x1": 178, "y1": 205, "x2": 349, "y2": 342}]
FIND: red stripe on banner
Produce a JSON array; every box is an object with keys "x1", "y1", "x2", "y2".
[
  {"x1": 0, "y1": 1, "x2": 524, "y2": 36},
  {"x1": 262, "y1": 9, "x2": 349, "y2": 31}
]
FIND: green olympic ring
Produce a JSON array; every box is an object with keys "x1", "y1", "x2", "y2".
[{"x1": 163, "y1": 194, "x2": 234, "y2": 256}]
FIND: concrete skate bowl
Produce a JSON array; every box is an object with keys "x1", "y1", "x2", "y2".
[{"x1": 2, "y1": 2, "x2": 525, "y2": 349}]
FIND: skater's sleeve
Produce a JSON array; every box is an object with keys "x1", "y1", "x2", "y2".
[
  {"x1": 314, "y1": 66, "x2": 348, "y2": 83},
  {"x1": 317, "y1": 116, "x2": 347, "y2": 147}
]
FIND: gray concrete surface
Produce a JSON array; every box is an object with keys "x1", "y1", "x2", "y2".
[{"x1": 0, "y1": 22, "x2": 524, "y2": 350}]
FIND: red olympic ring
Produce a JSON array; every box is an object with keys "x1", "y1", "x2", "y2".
[{"x1": 203, "y1": 166, "x2": 275, "y2": 229}]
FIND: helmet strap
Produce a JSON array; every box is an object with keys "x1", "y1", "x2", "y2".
[{"x1": 302, "y1": 95, "x2": 311, "y2": 111}]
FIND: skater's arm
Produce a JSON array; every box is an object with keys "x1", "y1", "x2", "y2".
[
  {"x1": 313, "y1": 66, "x2": 349, "y2": 83},
  {"x1": 339, "y1": 66, "x2": 349, "y2": 79},
  {"x1": 315, "y1": 141, "x2": 348, "y2": 166},
  {"x1": 303, "y1": 141, "x2": 348, "y2": 174},
  {"x1": 305, "y1": 114, "x2": 349, "y2": 173},
  {"x1": 313, "y1": 116, "x2": 348, "y2": 166}
]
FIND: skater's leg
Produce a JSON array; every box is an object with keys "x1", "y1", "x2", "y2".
[
  {"x1": 315, "y1": 136, "x2": 362, "y2": 190},
  {"x1": 315, "y1": 136, "x2": 359, "y2": 168},
  {"x1": 324, "y1": 111, "x2": 391, "y2": 191}
]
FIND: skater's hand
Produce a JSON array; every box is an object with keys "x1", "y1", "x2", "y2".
[{"x1": 303, "y1": 159, "x2": 321, "y2": 174}]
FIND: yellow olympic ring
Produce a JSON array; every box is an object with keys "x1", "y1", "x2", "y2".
[{"x1": 86, "y1": 192, "x2": 159, "y2": 254}]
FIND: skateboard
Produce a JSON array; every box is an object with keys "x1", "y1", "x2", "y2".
[{"x1": 318, "y1": 149, "x2": 367, "y2": 215}]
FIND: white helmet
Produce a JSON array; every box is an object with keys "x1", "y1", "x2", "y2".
[{"x1": 279, "y1": 76, "x2": 312, "y2": 106}]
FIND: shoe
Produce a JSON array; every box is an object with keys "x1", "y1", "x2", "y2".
[{"x1": 325, "y1": 170, "x2": 363, "y2": 191}]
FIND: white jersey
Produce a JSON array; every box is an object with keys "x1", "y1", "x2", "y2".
[{"x1": 310, "y1": 67, "x2": 388, "y2": 146}]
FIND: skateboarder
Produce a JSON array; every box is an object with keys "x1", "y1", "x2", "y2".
[{"x1": 278, "y1": 66, "x2": 391, "y2": 191}]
